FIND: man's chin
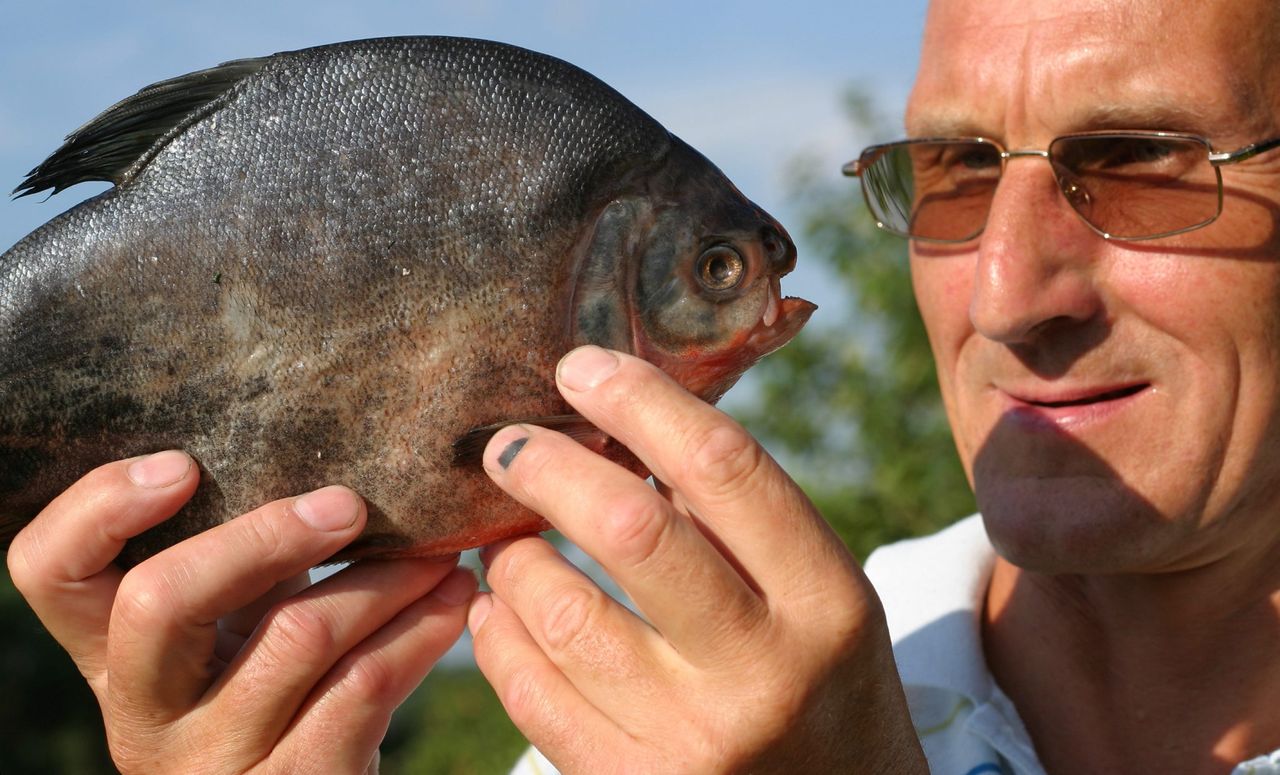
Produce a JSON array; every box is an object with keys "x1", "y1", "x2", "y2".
[{"x1": 976, "y1": 476, "x2": 1172, "y2": 575}]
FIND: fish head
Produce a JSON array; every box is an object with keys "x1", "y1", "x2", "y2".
[{"x1": 625, "y1": 143, "x2": 817, "y2": 403}]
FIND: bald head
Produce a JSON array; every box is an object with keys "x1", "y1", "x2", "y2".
[{"x1": 911, "y1": 0, "x2": 1280, "y2": 140}]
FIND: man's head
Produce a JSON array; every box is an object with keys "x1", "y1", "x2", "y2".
[{"x1": 903, "y1": 0, "x2": 1280, "y2": 573}]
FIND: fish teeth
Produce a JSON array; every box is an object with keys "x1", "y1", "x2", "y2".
[{"x1": 762, "y1": 277, "x2": 782, "y2": 327}]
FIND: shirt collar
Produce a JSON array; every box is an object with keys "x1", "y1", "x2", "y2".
[{"x1": 863, "y1": 514, "x2": 998, "y2": 702}]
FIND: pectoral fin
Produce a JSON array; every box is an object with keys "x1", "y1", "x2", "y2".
[{"x1": 451, "y1": 414, "x2": 608, "y2": 467}]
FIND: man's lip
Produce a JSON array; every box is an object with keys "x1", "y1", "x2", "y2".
[
  {"x1": 996, "y1": 382, "x2": 1152, "y2": 431},
  {"x1": 1004, "y1": 383, "x2": 1150, "y2": 408}
]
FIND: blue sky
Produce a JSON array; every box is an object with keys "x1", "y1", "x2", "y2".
[{"x1": 0, "y1": 0, "x2": 928, "y2": 321}]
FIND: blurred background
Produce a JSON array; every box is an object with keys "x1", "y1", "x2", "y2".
[{"x1": 0, "y1": 1, "x2": 978, "y2": 772}]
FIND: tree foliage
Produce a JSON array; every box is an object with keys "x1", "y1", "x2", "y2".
[
  {"x1": 735, "y1": 88, "x2": 975, "y2": 560},
  {"x1": 0, "y1": 572, "x2": 114, "y2": 774},
  {"x1": 380, "y1": 667, "x2": 528, "y2": 774}
]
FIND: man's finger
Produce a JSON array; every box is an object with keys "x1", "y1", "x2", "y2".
[
  {"x1": 270, "y1": 567, "x2": 476, "y2": 774},
  {"x1": 482, "y1": 426, "x2": 767, "y2": 665},
  {"x1": 470, "y1": 590, "x2": 633, "y2": 771},
  {"x1": 479, "y1": 533, "x2": 678, "y2": 715},
  {"x1": 552, "y1": 346, "x2": 859, "y2": 612},
  {"x1": 6, "y1": 451, "x2": 198, "y2": 694},
  {"x1": 106, "y1": 485, "x2": 367, "y2": 720},
  {"x1": 218, "y1": 573, "x2": 314, "y2": 641},
  {"x1": 204, "y1": 555, "x2": 461, "y2": 759}
]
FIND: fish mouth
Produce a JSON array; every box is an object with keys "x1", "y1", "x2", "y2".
[
  {"x1": 657, "y1": 275, "x2": 816, "y2": 404},
  {"x1": 748, "y1": 276, "x2": 816, "y2": 355}
]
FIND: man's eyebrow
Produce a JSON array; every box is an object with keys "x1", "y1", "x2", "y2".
[
  {"x1": 904, "y1": 113, "x2": 987, "y2": 139},
  {"x1": 906, "y1": 102, "x2": 1225, "y2": 141},
  {"x1": 1070, "y1": 102, "x2": 1219, "y2": 133}
]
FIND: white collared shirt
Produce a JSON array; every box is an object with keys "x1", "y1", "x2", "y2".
[{"x1": 864, "y1": 514, "x2": 1280, "y2": 775}]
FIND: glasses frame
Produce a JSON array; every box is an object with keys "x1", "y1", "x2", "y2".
[{"x1": 842, "y1": 131, "x2": 1280, "y2": 243}]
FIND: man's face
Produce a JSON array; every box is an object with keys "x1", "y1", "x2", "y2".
[{"x1": 908, "y1": 0, "x2": 1280, "y2": 572}]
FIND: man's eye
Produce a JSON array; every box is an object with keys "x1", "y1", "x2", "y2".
[
  {"x1": 1102, "y1": 139, "x2": 1175, "y2": 167},
  {"x1": 1063, "y1": 137, "x2": 1188, "y2": 172},
  {"x1": 956, "y1": 149, "x2": 1000, "y2": 170},
  {"x1": 909, "y1": 144, "x2": 1000, "y2": 185}
]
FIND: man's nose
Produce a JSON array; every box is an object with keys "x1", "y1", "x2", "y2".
[{"x1": 968, "y1": 160, "x2": 1104, "y2": 343}]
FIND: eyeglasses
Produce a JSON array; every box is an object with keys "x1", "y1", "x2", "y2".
[{"x1": 843, "y1": 131, "x2": 1280, "y2": 242}]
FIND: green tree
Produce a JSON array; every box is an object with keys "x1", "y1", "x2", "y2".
[
  {"x1": 736, "y1": 88, "x2": 975, "y2": 560},
  {"x1": 380, "y1": 667, "x2": 527, "y2": 774},
  {"x1": 0, "y1": 569, "x2": 114, "y2": 774}
]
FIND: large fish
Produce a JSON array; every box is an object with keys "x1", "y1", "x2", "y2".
[{"x1": 0, "y1": 36, "x2": 815, "y2": 565}]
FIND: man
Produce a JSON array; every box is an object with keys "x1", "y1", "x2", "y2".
[{"x1": 8, "y1": 0, "x2": 1280, "y2": 773}]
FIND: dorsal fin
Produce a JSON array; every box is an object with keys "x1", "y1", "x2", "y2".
[{"x1": 12, "y1": 56, "x2": 270, "y2": 198}]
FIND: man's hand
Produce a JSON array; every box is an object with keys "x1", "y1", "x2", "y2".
[
  {"x1": 6, "y1": 452, "x2": 475, "y2": 774},
  {"x1": 470, "y1": 346, "x2": 926, "y2": 773}
]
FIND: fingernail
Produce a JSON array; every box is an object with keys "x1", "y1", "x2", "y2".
[
  {"x1": 293, "y1": 486, "x2": 360, "y2": 532},
  {"x1": 127, "y1": 450, "x2": 192, "y2": 488},
  {"x1": 497, "y1": 437, "x2": 528, "y2": 470},
  {"x1": 432, "y1": 568, "x2": 478, "y2": 606},
  {"x1": 557, "y1": 345, "x2": 619, "y2": 392},
  {"x1": 468, "y1": 592, "x2": 493, "y2": 633}
]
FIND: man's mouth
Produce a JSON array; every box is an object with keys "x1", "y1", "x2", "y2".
[
  {"x1": 1000, "y1": 382, "x2": 1152, "y2": 429},
  {"x1": 1021, "y1": 383, "x2": 1149, "y2": 408}
]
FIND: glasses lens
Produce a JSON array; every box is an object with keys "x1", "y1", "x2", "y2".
[
  {"x1": 1049, "y1": 134, "x2": 1221, "y2": 239},
  {"x1": 859, "y1": 140, "x2": 1001, "y2": 242}
]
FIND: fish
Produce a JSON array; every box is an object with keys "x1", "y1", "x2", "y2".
[{"x1": 0, "y1": 36, "x2": 815, "y2": 566}]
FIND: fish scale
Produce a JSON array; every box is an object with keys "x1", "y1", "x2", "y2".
[{"x1": 0, "y1": 36, "x2": 814, "y2": 565}]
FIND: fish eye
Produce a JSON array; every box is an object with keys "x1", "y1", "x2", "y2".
[{"x1": 696, "y1": 245, "x2": 745, "y2": 292}]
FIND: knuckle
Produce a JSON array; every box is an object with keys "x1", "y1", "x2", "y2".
[
  {"x1": 8, "y1": 464, "x2": 123, "y2": 591},
  {"x1": 793, "y1": 569, "x2": 884, "y2": 648},
  {"x1": 539, "y1": 582, "x2": 605, "y2": 655},
  {"x1": 79, "y1": 459, "x2": 124, "y2": 493},
  {"x1": 829, "y1": 588, "x2": 887, "y2": 654},
  {"x1": 488, "y1": 538, "x2": 542, "y2": 593},
  {"x1": 232, "y1": 505, "x2": 295, "y2": 566},
  {"x1": 683, "y1": 421, "x2": 767, "y2": 500},
  {"x1": 499, "y1": 664, "x2": 547, "y2": 728},
  {"x1": 601, "y1": 491, "x2": 674, "y2": 569},
  {"x1": 594, "y1": 358, "x2": 662, "y2": 418},
  {"x1": 112, "y1": 567, "x2": 176, "y2": 633},
  {"x1": 336, "y1": 651, "x2": 399, "y2": 705},
  {"x1": 5, "y1": 530, "x2": 38, "y2": 595},
  {"x1": 259, "y1": 601, "x2": 339, "y2": 667}
]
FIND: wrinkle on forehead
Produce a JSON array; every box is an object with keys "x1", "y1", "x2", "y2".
[
  {"x1": 908, "y1": 0, "x2": 1280, "y2": 141},
  {"x1": 1227, "y1": 4, "x2": 1280, "y2": 127}
]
